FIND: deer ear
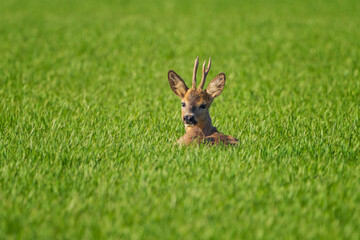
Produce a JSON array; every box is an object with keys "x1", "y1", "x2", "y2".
[
  {"x1": 206, "y1": 73, "x2": 226, "y2": 98},
  {"x1": 168, "y1": 70, "x2": 189, "y2": 98}
]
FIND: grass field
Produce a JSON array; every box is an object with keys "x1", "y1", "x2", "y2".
[{"x1": 1, "y1": 0, "x2": 360, "y2": 239}]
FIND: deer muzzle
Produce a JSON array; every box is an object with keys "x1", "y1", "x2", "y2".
[{"x1": 183, "y1": 115, "x2": 197, "y2": 125}]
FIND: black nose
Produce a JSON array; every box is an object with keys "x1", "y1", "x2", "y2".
[{"x1": 183, "y1": 115, "x2": 196, "y2": 124}]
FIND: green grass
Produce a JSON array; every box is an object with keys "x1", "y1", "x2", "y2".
[{"x1": 1, "y1": 0, "x2": 360, "y2": 239}]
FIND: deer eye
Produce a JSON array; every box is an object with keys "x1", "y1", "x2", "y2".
[
  {"x1": 181, "y1": 102, "x2": 186, "y2": 107},
  {"x1": 199, "y1": 104, "x2": 206, "y2": 109}
]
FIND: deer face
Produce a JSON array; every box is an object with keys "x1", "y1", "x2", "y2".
[
  {"x1": 181, "y1": 89, "x2": 212, "y2": 127},
  {"x1": 168, "y1": 57, "x2": 226, "y2": 131}
]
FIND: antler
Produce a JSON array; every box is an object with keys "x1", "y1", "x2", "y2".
[
  {"x1": 192, "y1": 57, "x2": 199, "y2": 89},
  {"x1": 198, "y1": 58, "x2": 211, "y2": 90}
]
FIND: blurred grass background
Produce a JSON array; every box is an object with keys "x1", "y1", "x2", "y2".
[{"x1": 0, "y1": 0, "x2": 360, "y2": 239}]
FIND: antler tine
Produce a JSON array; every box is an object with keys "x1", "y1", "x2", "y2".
[
  {"x1": 198, "y1": 57, "x2": 211, "y2": 89},
  {"x1": 192, "y1": 57, "x2": 199, "y2": 89}
]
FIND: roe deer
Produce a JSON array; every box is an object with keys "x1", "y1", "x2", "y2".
[{"x1": 168, "y1": 57, "x2": 239, "y2": 146}]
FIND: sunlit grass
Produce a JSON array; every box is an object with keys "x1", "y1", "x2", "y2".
[{"x1": 0, "y1": 0, "x2": 359, "y2": 239}]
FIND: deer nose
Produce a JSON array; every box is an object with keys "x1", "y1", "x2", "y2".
[{"x1": 183, "y1": 115, "x2": 196, "y2": 124}]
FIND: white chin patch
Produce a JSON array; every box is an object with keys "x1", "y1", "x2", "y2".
[{"x1": 184, "y1": 124, "x2": 195, "y2": 127}]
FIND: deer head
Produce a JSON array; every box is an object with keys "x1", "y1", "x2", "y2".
[{"x1": 168, "y1": 57, "x2": 226, "y2": 136}]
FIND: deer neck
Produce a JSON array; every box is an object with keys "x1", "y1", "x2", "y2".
[{"x1": 185, "y1": 114, "x2": 217, "y2": 136}]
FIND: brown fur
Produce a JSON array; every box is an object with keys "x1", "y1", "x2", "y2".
[
  {"x1": 177, "y1": 126, "x2": 205, "y2": 145},
  {"x1": 205, "y1": 132, "x2": 239, "y2": 146},
  {"x1": 168, "y1": 58, "x2": 239, "y2": 146},
  {"x1": 177, "y1": 127, "x2": 239, "y2": 146}
]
